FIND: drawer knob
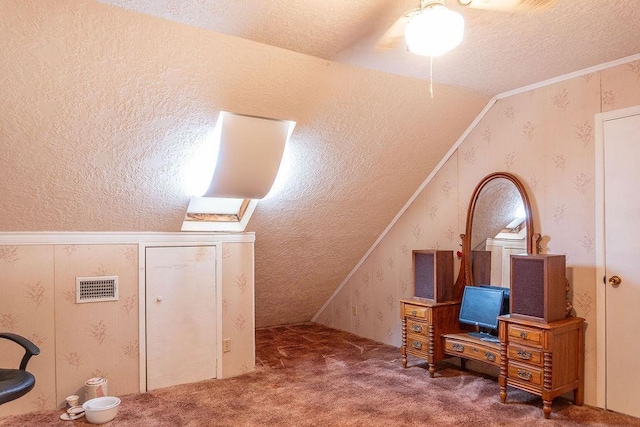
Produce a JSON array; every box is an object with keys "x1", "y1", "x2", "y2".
[
  {"x1": 411, "y1": 310, "x2": 418, "y2": 316},
  {"x1": 517, "y1": 349, "x2": 532, "y2": 360},
  {"x1": 519, "y1": 331, "x2": 528, "y2": 339},
  {"x1": 517, "y1": 370, "x2": 533, "y2": 381},
  {"x1": 411, "y1": 324, "x2": 423, "y2": 333},
  {"x1": 484, "y1": 352, "x2": 496, "y2": 362},
  {"x1": 412, "y1": 341, "x2": 423, "y2": 350},
  {"x1": 452, "y1": 343, "x2": 465, "y2": 352}
]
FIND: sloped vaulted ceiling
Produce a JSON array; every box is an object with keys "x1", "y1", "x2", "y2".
[{"x1": 0, "y1": 1, "x2": 489, "y2": 327}]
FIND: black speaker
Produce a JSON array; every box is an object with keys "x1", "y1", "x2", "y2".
[
  {"x1": 510, "y1": 254, "x2": 566, "y2": 323},
  {"x1": 413, "y1": 250, "x2": 454, "y2": 302}
]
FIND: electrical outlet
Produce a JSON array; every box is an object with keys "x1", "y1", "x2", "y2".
[
  {"x1": 222, "y1": 338, "x2": 231, "y2": 353},
  {"x1": 352, "y1": 306, "x2": 358, "y2": 316}
]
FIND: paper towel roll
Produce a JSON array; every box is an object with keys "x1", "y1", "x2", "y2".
[{"x1": 84, "y1": 377, "x2": 108, "y2": 400}]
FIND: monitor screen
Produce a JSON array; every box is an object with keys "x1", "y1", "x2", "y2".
[
  {"x1": 478, "y1": 284, "x2": 510, "y2": 315},
  {"x1": 459, "y1": 285, "x2": 505, "y2": 330}
]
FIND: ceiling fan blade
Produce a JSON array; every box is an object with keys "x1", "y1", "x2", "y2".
[
  {"x1": 458, "y1": 0, "x2": 558, "y2": 13},
  {"x1": 374, "y1": 13, "x2": 412, "y2": 51}
]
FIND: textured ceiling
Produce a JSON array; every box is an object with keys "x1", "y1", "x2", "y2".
[
  {"x1": 2, "y1": 1, "x2": 639, "y2": 328},
  {"x1": 97, "y1": 0, "x2": 640, "y2": 94}
]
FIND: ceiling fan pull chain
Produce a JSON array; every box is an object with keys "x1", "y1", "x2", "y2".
[{"x1": 430, "y1": 56, "x2": 434, "y2": 99}]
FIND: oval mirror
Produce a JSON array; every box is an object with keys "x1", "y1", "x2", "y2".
[{"x1": 459, "y1": 172, "x2": 536, "y2": 292}]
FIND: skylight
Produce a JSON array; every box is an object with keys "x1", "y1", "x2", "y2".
[{"x1": 181, "y1": 111, "x2": 295, "y2": 232}]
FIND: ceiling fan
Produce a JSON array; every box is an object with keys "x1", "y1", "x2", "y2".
[{"x1": 377, "y1": 0, "x2": 558, "y2": 55}]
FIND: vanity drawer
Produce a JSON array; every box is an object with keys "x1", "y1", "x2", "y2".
[
  {"x1": 406, "y1": 319, "x2": 428, "y2": 337},
  {"x1": 404, "y1": 304, "x2": 428, "y2": 319},
  {"x1": 508, "y1": 361, "x2": 543, "y2": 386},
  {"x1": 444, "y1": 338, "x2": 500, "y2": 365},
  {"x1": 508, "y1": 344, "x2": 543, "y2": 367},
  {"x1": 406, "y1": 334, "x2": 429, "y2": 357},
  {"x1": 508, "y1": 324, "x2": 543, "y2": 345}
]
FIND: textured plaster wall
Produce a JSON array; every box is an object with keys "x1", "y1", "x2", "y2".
[
  {"x1": 0, "y1": 1, "x2": 490, "y2": 327},
  {"x1": 316, "y1": 60, "x2": 640, "y2": 407},
  {"x1": 0, "y1": 238, "x2": 254, "y2": 416}
]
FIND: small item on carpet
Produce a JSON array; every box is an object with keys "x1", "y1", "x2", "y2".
[
  {"x1": 82, "y1": 396, "x2": 121, "y2": 424},
  {"x1": 84, "y1": 377, "x2": 108, "y2": 400},
  {"x1": 59, "y1": 406, "x2": 85, "y2": 421},
  {"x1": 65, "y1": 394, "x2": 79, "y2": 409}
]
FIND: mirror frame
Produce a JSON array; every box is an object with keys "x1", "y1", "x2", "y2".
[{"x1": 454, "y1": 172, "x2": 538, "y2": 300}]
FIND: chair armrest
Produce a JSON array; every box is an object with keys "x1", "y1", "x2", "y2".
[{"x1": 0, "y1": 333, "x2": 40, "y2": 370}]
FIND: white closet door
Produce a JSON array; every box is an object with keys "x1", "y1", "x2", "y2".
[
  {"x1": 603, "y1": 111, "x2": 640, "y2": 418},
  {"x1": 146, "y1": 246, "x2": 217, "y2": 390}
]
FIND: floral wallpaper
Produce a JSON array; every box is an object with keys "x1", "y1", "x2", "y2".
[
  {"x1": 317, "y1": 59, "x2": 640, "y2": 407},
  {"x1": 0, "y1": 244, "x2": 138, "y2": 417},
  {"x1": 53, "y1": 244, "x2": 139, "y2": 405},
  {"x1": 1, "y1": 238, "x2": 255, "y2": 416},
  {"x1": 0, "y1": 245, "x2": 55, "y2": 416},
  {"x1": 221, "y1": 242, "x2": 255, "y2": 378}
]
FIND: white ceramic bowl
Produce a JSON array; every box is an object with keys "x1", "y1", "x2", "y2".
[{"x1": 82, "y1": 396, "x2": 121, "y2": 424}]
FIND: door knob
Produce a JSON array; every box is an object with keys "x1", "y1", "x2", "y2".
[
  {"x1": 156, "y1": 296, "x2": 164, "y2": 302},
  {"x1": 608, "y1": 276, "x2": 622, "y2": 287}
]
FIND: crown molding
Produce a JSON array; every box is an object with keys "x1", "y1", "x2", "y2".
[{"x1": 497, "y1": 53, "x2": 640, "y2": 100}]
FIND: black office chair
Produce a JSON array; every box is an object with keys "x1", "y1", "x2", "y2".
[{"x1": 0, "y1": 333, "x2": 40, "y2": 405}]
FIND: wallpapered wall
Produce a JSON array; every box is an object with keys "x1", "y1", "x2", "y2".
[
  {"x1": 0, "y1": 240, "x2": 254, "y2": 416},
  {"x1": 316, "y1": 59, "x2": 640, "y2": 406}
]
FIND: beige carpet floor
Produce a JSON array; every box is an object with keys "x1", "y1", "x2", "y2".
[{"x1": 1, "y1": 322, "x2": 639, "y2": 426}]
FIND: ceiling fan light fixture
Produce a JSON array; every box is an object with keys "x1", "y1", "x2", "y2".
[{"x1": 404, "y1": 4, "x2": 464, "y2": 57}]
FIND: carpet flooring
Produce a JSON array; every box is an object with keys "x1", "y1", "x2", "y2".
[{"x1": 1, "y1": 322, "x2": 638, "y2": 426}]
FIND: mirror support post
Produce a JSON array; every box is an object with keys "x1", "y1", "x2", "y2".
[
  {"x1": 532, "y1": 232, "x2": 542, "y2": 254},
  {"x1": 453, "y1": 233, "x2": 466, "y2": 301}
]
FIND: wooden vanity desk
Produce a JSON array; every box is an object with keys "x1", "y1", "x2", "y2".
[{"x1": 400, "y1": 173, "x2": 586, "y2": 419}]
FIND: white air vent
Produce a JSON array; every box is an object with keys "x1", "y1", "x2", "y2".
[{"x1": 75, "y1": 276, "x2": 119, "y2": 303}]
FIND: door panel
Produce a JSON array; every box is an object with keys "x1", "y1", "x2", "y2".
[
  {"x1": 146, "y1": 246, "x2": 217, "y2": 390},
  {"x1": 603, "y1": 112, "x2": 640, "y2": 417}
]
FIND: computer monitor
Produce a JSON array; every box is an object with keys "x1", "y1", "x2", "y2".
[
  {"x1": 459, "y1": 285, "x2": 505, "y2": 331},
  {"x1": 478, "y1": 284, "x2": 510, "y2": 315}
]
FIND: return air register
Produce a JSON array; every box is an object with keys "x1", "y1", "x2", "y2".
[{"x1": 76, "y1": 276, "x2": 119, "y2": 303}]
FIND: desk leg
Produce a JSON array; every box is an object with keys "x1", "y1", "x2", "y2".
[
  {"x1": 428, "y1": 324, "x2": 435, "y2": 377},
  {"x1": 401, "y1": 317, "x2": 407, "y2": 368},
  {"x1": 574, "y1": 322, "x2": 584, "y2": 406},
  {"x1": 499, "y1": 341, "x2": 507, "y2": 404},
  {"x1": 543, "y1": 401, "x2": 552, "y2": 419},
  {"x1": 543, "y1": 352, "x2": 553, "y2": 419},
  {"x1": 573, "y1": 386, "x2": 584, "y2": 406}
]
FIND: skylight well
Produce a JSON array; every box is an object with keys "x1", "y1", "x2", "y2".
[{"x1": 181, "y1": 112, "x2": 295, "y2": 232}]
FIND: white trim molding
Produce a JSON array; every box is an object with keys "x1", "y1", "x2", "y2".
[
  {"x1": 497, "y1": 53, "x2": 640, "y2": 100},
  {"x1": 0, "y1": 231, "x2": 254, "y2": 245}
]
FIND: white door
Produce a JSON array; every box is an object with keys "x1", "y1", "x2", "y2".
[
  {"x1": 601, "y1": 109, "x2": 640, "y2": 417},
  {"x1": 146, "y1": 246, "x2": 217, "y2": 390}
]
